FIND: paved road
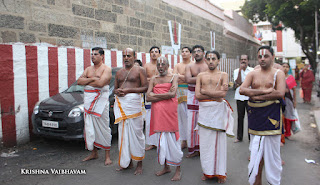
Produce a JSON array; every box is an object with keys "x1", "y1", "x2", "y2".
[{"x1": 1, "y1": 89, "x2": 320, "y2": 185}]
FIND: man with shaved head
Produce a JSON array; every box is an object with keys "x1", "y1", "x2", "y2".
[
  {"x1": 114, "y1": 48, "x2": 148, "y2": 175},
  {"x1": 147, "y1": 56, "x2": 182, "y2": 181}
]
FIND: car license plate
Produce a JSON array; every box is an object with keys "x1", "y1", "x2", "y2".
[{"x1": 42, "y1": 120, "x2": 59, "y2": 128}]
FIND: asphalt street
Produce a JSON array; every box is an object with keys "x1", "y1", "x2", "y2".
[{"x1": 1, "y1": 89, "x2": 320, "y2": 185}]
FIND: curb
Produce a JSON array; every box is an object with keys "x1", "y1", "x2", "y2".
[{"x1": 313, "y1": 109, "x2": 320, "y2": 135}]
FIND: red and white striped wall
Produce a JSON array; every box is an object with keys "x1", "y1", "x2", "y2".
[{"x1": 0, "y1": 43, "x2": 238, "y2": 147}]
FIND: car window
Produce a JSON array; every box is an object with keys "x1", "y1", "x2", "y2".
[{"x1": 64, "y1": 84, "x2": 85, "y2": 93}]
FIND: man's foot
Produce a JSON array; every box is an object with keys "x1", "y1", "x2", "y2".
[
  {"x1": 201, "y1": 175, "x2": 207, "y2": 181},
  {"x1": 145, "y1": 145, "x2": 156, "y2": 151},
  {"x1": 218, "y1": 178, "x2": 226, "y2": 184},
  {"x1": 186, "y1": 151, "x2": 200, "y2": 158},
  {"x1": 116, "y1": 161, "x2": 133, "y2": 171},
  {"x1": 282, "y1": 160, "x2": 285, "y2": 166},
  {"x1": 104, "y1": 158, "x2": 113, "y2": 166},
  {"x1": 171, "y1": 168, "x2": 181, "y2": 181},
  {"x1": 155, "y1": 167, "x2": 171, "y2": 176},
  {"x1": 82, "y1": 153, "x2": 98, "y2": 162},
  {"x1": 248, "y1": 156, "x2": 250, "y2": 161},
  {"x1": 134, "y1": 161, "x2": 143, "y2": 175},
  {"x1": 234, "y1": 139, "x2": 242, "y2": 143}
]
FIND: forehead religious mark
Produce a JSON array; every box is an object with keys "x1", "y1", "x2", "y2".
[{"x1": 259, "y1": 49, "x2": 267, "y2": 57}]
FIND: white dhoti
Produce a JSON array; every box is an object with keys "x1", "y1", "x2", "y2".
[
  {"x1": 199, "y1": 127, "x2": 227, "y2": 178},
  {"x1": 114, "y1": 93, "x2": 145, "y2": 168},
  {"x1": 157, "y1": 132, "x2": 183, "y2": 166},
  {"x1": 145, "y1": 100, "x2": 158, "y2": 146},
  {"x1": 84, "y1": 85, "x2": 111, "y2": 151},
  {"x1": 248, "y1": 135, "x2": 282, "y2": 185},
  {"x1": 177, "y1": 84, "x2": 188, "y2": 141},
  {"x1": 187, "y1": 84, "x2": 199, "y2": 154},
  {"x1": 198, "y1": 100, "x2": 234, "y2": 179}
]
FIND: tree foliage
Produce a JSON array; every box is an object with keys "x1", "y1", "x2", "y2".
[{"x1": 241, "y1": 0, "x2": 320, "y2": 71}]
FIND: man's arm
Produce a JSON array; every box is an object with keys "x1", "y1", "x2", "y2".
[
  {"x1": 239, "y1": 71, "x2": 274, "y2": 97},
  {"x1": 201, "y1": 73, "x2": 228, "y2": 98},
  {"x1": 195, "y1": 74, "x2": 212, "y2": 100},
  {"x1": 147, "y1": 76, "x2": 178, "y2": 102},
  {"x1": 114, "y1": 71, "x2": 123, "y2": 96},
  {"x1": 185, "y1": 64, "x2": 196, "y2": 84},
  {"x1": 251, "y1": 71, "x2": 286, "y2": 100},
  {"x1": 77, "y1": 68, "x2": 96, "y2": 85},
  {"x1": 143, "y1": 64, "x2": 152, "y2": 82},
  {"x1": 87, "y1": 67, "x2": 112, "y2": 88},
  {"x1": 173, "y1": 64, "x2": 185, "y2": 83},
  {"x1": 234, "y1": 68, "x2": 242, "y2": 88}
]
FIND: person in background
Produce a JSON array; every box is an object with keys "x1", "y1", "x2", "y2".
[{"x1": 300, "y1": 61, "x2": 315, "y2": 103}]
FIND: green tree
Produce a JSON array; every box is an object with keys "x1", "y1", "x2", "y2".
[{"x1": 242, "y1": 0, "x2": 320, "y2": 71}]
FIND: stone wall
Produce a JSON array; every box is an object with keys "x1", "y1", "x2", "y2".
[{"x1": 0, "y1": 0, "x2": 259, "y2": 58}]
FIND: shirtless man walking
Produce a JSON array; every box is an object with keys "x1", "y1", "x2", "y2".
[
  {"x1": 173, "y1": 47, "x2": 193, "y2": 149},
  {"x1": 240, "y1": 46, "x2": 285, "y2": 185},
  {"x1": 114, "y1": 48, "x2": 148, "y2": 175},
  {"x1": 77, "y1": 47, "x2": 113, "y2": 166},
  {"x1": 185, "y1": 45, "x2": 209, "y2": 158},
  {"x1": 195, "y1": 51, "x2": 234, "y2": 183},
  {"x1": 144, "y1": 46, "x2": 161, "y2": 151}
]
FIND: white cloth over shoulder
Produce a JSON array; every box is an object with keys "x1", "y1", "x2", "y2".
[
  {"x1": 84, "y1": 85, "x2": 111, "y2": 151},
  {"x1": 248, "y1": 135, "x2": 282, "y2": 185},
  {"x1": 84, "y1": 85, "x2": 109, "y2": 117},
  {"x1": 198, "y1": 100, "x2": 234, "y2": 137}
]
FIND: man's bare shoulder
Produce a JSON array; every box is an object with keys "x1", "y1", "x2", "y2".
[
  {"x1": 197, "y1": 71, "x2": 208, "y2": 77},
  {"x1": 102, "y1": 64, "x2": 111, "y2": 71},
  {"x1": 221, "y1": 71, "x2": 228, "y2": 76}
]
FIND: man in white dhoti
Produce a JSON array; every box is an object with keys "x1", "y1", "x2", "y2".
[
  {"x1": 144, "y1": 46, "x2": 161, "y2": 151},
  {"x1": 185, "y1": 45, "x2": 209, "y2": 158},
  {"x1": 147, "y1": 56, "x2": 183, "y2": 181},
  {"x1": 173, "y1": 47, "x2": 193, "y2": 149},
  {"x1": 240, "y1": 46, "x2": 286, "y2": 185},
  {"x1": 114, "y1": 48, "x2": 148, "y2": 175},
  {"x1": 195, "y1": 51, "x2": 233, "y2": 183},
  {"x1": 77, "y1": 47, "x2": 113, "y2": 166}
]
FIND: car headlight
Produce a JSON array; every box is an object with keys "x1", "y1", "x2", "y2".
[
  {"x1": 33, "y1": 101, "x2": 40, "y2": 115},
  {"x1": 68, "y1": 105, "x2": 84, "y2": 118}
]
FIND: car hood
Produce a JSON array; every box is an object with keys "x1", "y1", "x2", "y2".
[{"x1": 39, "y1": 92, "x2": 83, "y2": 111}]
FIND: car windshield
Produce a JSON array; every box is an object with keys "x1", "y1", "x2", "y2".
[{"x1": 64, "y1": 83, "x2": 85, "y2": 93}]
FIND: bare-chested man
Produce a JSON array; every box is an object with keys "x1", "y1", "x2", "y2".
[
  {"x1": 195, "y1": 51, "x2": 234, "y2": 183},
  {"x1": 147, "y1": 56, "x2": 183, "y2": 181},
  {"x1": 184, "y1": 45, "x2": 209, "y2": 158},
  {"x1": 173, "y1": 46, "x2": 193, "y2": 149},
  {"x1": 143, "y1": 46, "x2": 161, "y2": 151},
  {"x1": 77, "y1": 47, "x2": 113, "y2": 166},
  {"x1": 240, "y1": 46, "x2": 285, "y2": 185},
  {"x1": 114, "y1": 48, "x2": 148, "y2": 175}
]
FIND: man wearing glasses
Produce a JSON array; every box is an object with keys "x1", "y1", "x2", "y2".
[{"x1": 184, "y1": 45, "x2": 208, "y2": 158}]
